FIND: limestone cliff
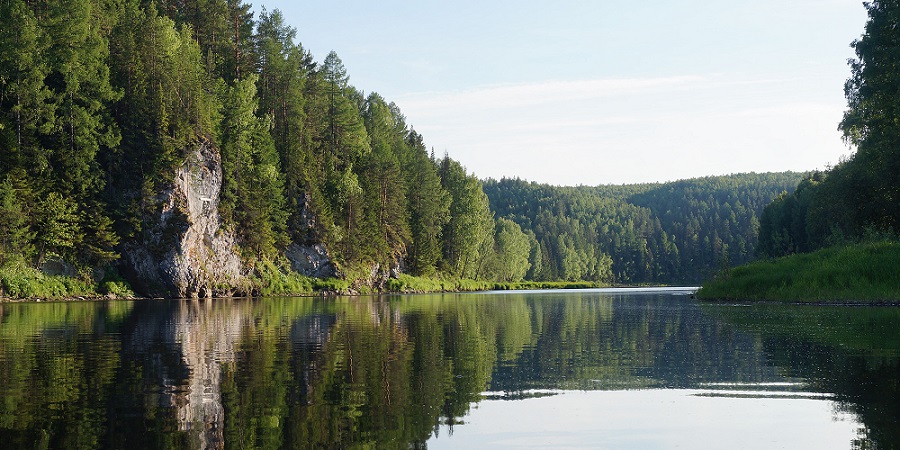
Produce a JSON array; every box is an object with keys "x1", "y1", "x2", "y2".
[{"x1": 122, "y1": 140, "x2": 246, "y2": 298}]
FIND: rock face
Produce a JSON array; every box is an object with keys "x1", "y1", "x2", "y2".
[
  {"x1": 284, "y1": 192, "x2": 337, "y2": 278},
  {"x1": 122, "y1": 140, "x2": 245, "y2": 298},
  {"x1": 284, "y1": 243, "x2": 336, "y2": 278}
]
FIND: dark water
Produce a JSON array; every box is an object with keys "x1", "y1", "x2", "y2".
[{"x1": 1, "y1": 288, "x2": 898, "y2": 449}]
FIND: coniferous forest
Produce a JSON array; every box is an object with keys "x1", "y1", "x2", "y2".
[{"x1": 0, "y1": 0, "x2": 803, "y2": 297}]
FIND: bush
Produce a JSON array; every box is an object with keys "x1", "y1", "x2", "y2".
[{"x1": 101, "y1": 281, "x2": 135, "y2": 298}]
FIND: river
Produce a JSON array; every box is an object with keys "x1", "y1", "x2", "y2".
[{"x1": 1, "y1": 288, "x2": 897, "y2": 448}]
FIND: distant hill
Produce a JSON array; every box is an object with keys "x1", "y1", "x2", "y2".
[{"x1": 483, "y1": 172, "x2": 803, "y2": 284}]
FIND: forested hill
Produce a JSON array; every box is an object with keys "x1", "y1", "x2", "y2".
[
  {"x1": 484, "y1": 172, "x2": 802, "y2": 284},
  {"x1": 0, "y1": 0, "x2": 804, "y2": 297}
]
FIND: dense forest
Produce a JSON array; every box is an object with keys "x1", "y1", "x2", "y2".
[
  {"x1": 0, "y1": 0, "x2": 505, "y2": 293},
  {"x1": 0, "y1": 0, "x2": 803, "y2": 296},
  {"x1": 484, "y1": 173, "x2": 801, "y2": 284},
  {"x1": 756, "y1": 0, "x2": 900, "y2": 258}
]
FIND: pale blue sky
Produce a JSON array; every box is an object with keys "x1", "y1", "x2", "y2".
[{"x1": 255, "y1": 1, "x2": 869, "y2": 185}]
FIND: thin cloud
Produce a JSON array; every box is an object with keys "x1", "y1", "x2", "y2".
[{"x1": 396, "y1": 75, "x2": 711, "y2": 111}]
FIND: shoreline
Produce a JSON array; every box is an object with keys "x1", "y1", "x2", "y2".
[{"x1": 0, "y1": 283, "x2": 694, "y2": 303}]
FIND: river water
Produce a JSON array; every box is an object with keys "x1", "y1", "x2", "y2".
[{"x1": 0, "y1": 288, "x2": 897, "y2": 448}]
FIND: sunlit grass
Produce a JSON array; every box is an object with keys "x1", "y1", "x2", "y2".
[
  {"x1": 0, "y1": 263, "x2": 97, "y2": 299},
  {"x1": 697, "y1": 240, "x2": 900, "y2": 302}
]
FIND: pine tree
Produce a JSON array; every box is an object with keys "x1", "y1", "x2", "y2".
[
  {"x1": 0, "y1": 0, "x2": 53, "y2": 178},
  {"x1": 106, "y1": 2, "x2": 219, "y2": 241},
  {"x1": 255, "y1": 9, "x2": 317, "y2": 242},
  {"x1": 360, "y1": 93, "x2": 410, "y2": 263},
  {"x1": 0, "y1": 174, "x2": 34, "y2": 265},
  {"x1": 839, "y1": 0, "x2": 900, "y2": 232},
  {"x1": 319, "y1": 51, "x2": 370, "y2": 259}
]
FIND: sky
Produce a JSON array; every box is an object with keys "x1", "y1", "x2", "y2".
[{"x1": 254, "y1": 0, "x2": 870, "y2": 186}]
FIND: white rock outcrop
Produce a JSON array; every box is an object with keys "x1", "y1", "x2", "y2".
[{"x1": 123, "y1": 140, "x2": 245, "y2": 297}]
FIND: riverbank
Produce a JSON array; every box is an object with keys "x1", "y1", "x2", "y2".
[
  {"x1": 0, "y1": 262, "x2": 606, "y2": 302},
  {"x1": 696, "y1": 240, "x2": 900, "y2": 303}
]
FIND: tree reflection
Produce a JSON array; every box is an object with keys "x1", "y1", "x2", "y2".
[{"x1": 705, "y1": 304, "x2": 900, "y2": 448}]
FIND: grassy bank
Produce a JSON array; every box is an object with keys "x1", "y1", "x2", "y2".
[
  {"x1": 0, "y1": 263, "x2": 135, "y2": 300},
  {"x1": 697, "y1": 240, "x2": 900, "y2": 303}
]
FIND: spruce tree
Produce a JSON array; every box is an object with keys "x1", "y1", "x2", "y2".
[
  {"x1": 402, "y1": 131, "x2": 450, "y2": 276},
  {"x1": 219, "y1": 75, "x2": 288, "y2": 259},
  {"x1": 361, "y1": 93, "x2": 410, "y2": 263}
]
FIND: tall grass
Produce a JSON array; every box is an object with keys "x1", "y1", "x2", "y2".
[
  {"x1": 697, "y1": 240, "x2": 900, "y2": 302},
  {"x1": 250, "y1": 259, "x2": 315, "y2": 295},
  {"x1": 0, "y1": 263, "x2": 98, "y2": 299}
]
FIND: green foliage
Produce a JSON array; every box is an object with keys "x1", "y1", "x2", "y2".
[
  {"x1": 219, "y1": 74, "x2": 289, "y2": 258},
  {"x1": 312, "y1": 277, "x2": 352, "y2": 292},
  {"x1": 359, "y1": 93, "x2": 411, "y2": 263},
  {"x1": 100, "y1": 281, "x2": 134, "y2": 298},
  {"x1": 385, "y1": 273, "x2": 455, "y2": 293},
  {"x1": 440, "y1": 157, "x2": 494, "y2": 278},
  {"x1": 697, "y1": 240, "x2": 900, "y2": 302},
  {"x1": 0, "y1": 263, "x2": 96, "y2": 299},
  {"x1": 400, "y1": 132, "x2": 451, "y2": 276},
  {"x1": 839, "y1": 0, "x2": 900, "y2": 233},
  {"x1": 0, "y1": 0, "x2": 810, "y2": 296},
  {"x1": 481, "y1": 217, "x2": 532, "y2": 282},
  {"x1": 755, "y1": 2, "x2": 900, "y2": 262},
  {"x1": 249, "y1": 259, "x2": 314, "y2": 295},
  {"x1": 34, "y1": 192, "x2": 80, "y2": 265},
  {"x1": 254, "y1": 8, "x2": 315, "y2": 243},
  {"x1": 484, "y1": 173, "x2": 800, "y2": 284},
  {"x1": 0, "y1": 176, "x2": 33, "y2": 265}
]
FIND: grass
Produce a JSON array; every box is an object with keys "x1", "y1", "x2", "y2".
[
  {"x1": 0, "y1": 262, "x2": 123, "y2": 300},
  {"x1": 250, "y1": 259, "x2": 315, "y2": 295},
  {"x1": 697, "y1": 240, "x2": 900, "y2": 303}
]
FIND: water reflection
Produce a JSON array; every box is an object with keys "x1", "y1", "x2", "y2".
[{"x1": 0, "y1": 290, "x2": 897, "y2": 448}]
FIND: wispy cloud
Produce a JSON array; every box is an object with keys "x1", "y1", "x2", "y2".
[{"x1": 396, "y1": 76, "x2": 711, "y2": 111}]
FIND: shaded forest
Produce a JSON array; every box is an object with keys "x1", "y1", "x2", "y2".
[{"x1": 0, "y1": 0, "x2": 803, "y2": 294}]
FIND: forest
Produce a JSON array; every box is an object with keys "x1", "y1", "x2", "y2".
[
  {"x1": 484, "y1": 173, "x2": 800, "y2": 284},
  {"x1": 0, "y1": 0, "x2": 802, "y2": 296}
]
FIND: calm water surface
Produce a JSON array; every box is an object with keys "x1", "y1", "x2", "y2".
[{"x1": 1, "y1": 288, "x2": 898, "y2": 449}]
